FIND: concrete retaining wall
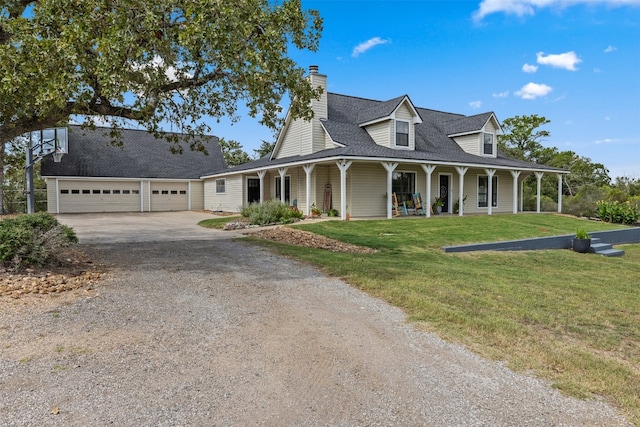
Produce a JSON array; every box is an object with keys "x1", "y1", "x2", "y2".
[{"x1": 443, "y1": 227, "x2": 640, "y2": 253}]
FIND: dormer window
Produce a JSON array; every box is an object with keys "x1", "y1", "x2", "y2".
[
  {"x1": 396, "y1": 121, "x2": 409, "y2": 147},
  {"x1": 483, "y1": 133, "x2": 494, "y2": 155}
]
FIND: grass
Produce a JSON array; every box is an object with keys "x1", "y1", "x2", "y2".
[
  {"x1": 198, "y1": 216, "x2": 241, "y2": 229},
  {"x1": 245, "y1": 214, "x2": 640, "y2": 424}
]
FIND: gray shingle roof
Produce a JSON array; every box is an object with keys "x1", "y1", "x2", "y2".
[{"x1": 41, "y1": 126, "x2": 226, "y2": 179}]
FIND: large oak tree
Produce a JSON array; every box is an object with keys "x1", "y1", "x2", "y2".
[{"x1": 0, "y1": 0, "x2": 323, "y2": 212}]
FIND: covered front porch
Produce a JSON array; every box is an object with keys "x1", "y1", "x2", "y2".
[{"x1": 237, "y1": 158, "x2": 567, "y2": 220}]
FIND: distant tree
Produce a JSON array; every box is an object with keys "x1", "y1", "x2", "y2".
[
  {"x1": 218, "y1": 138, "x2": 251, "y2": 168},
  {"x1": 253, "y1": 140, "x2": 276, "y2": 159},
  {"x1": 498, "y1": 114, "x2": 550, "y2": 162}
]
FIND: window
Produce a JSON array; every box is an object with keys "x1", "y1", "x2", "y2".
[
  {"x1": 152, "y1": 190, "x2": 159, "y2": 195},
  {"x1": 132, "y1": 189, "x2": 140, "y2": 195},
  {"x1": 478, "y1": 175, "x2": 498, "y2": 208},
  {"x1": 60, "y1": 189, "x2": 69, "y2": 194},
  {"x1": 483, "y1": 133, "x2": 494, "y2": 155},
  {"x1": 275, "y1": 176, "x2": 291, "y2": 203},
  {"x1": 123, "y1": 190, "x2": 130, "y2": 194},
  {"x1": 392, "y1": 171, "x2": 415, "y2": 204},
  {"x1": 161, "y1": 190, "x2": 169, "y2": 195},
  {"x1": 395, "y1": 120, "x2": 409, "y2": 147},
  {"x1": 215, "y1": 179, "x2": 226, "y2": 194},
  {"x1": 113, "y1": 189, "x2": 121, "y2": 194},
  {"x1": 71, "y1": 189, "x2": 79, "y2": 194},
  {"x1": 92, "y1": 189, "x2": 100, "y2": 194},
  {"x1": 179, "y1": 190, "x2": 187, "y2": 195},
  {"x1": 82, "y1": 189, "x2": 90, "y2": 194},
  {"x1": 171, "y1": 190, "x2": 178, "y2": 195},
  {"x1": 102, "y1": 190, "x2": 111, "y2": 194}
]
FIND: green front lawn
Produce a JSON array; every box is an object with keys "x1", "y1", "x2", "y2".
[{"x1": 246, "y1": 214, "x2": 640, "y2": 424}]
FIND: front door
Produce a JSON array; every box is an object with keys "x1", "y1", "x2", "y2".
[
  {"x1": 247, "y1": 178, "x2": 260, "y2": 204},
  {"x1": 439, "y1": 175, "x2": 450, "y2": 213}
]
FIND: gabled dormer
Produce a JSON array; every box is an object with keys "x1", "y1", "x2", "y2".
[
  {"x1": 445, "y1": 112, "x2": 502, "y2": 158},
  {"x1": 357, "y1": 95, "x2": 423, "y2": 150}
]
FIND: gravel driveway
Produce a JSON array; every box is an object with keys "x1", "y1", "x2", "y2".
[{"x1": 0, "y1": 213, "x2": 630, "y2": 426}]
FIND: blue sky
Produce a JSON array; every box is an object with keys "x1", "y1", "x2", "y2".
[{"x1": 213, "y1": 0, "x2": 640, "y2": 180}]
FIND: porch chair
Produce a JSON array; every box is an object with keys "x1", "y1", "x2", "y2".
[
  {"x1": 412, "y1": 193, "x2": 426, "y2": 215},
  {"x1": 392, "y1": 192, "x2": 408, "y2": 216}
]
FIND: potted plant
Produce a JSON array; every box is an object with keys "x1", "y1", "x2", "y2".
[
  {"x1": 432, "y1": 197, "x2": 444, "y2": 215},
  {"x1": 327, "y1": 208, "x2": 339, "y2": 217},
  {"x1": 453, "y1": 195, "x2": 467, "y2": 214},
  {"x1": 310, "y1": 203, "x2": 322, "y2": 218},
  {"x1": 572, "y1": 228, "x2": 591, "y2": 253}
]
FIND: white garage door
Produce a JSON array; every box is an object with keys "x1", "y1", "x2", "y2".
[
  {"x1": 58, "y1": 181, "x2": 141, "y2": 213},
  {"x1": 150, "y1": 182, "x2": 189, "y2": 211}
]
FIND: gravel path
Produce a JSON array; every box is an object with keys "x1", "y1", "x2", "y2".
[{"x1": 0, "y1": 236, "x2": 631, "y2": 426}]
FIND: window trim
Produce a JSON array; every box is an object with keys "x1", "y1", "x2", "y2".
[
  {"x1": 395, "y1": 120, "x2": 410, "y2": 148},
  {"x1": 215, "y1": 178, "x2": 226, "y2": 194},
  {"x1": 482, "y1": 132, "x2": 495, "y2": 156},
  {"x1": 477, "y1": 175, "x2": 498, "y2": 208},
  {"x1": 275, "y1": 176, "x2": 291, "y2": 203},
  {"x1": 392, "y1": 170, "x2": 416, "y2": 205}
]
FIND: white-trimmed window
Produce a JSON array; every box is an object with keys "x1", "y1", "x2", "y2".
[
  {"x1": 275, "y1": 176, "x2": 290, "y2": 203},
  {"x1": 215, "y1": 178, "x2": 226, "y2": 194},
  {"x1": 392, "y1": 171, "x2": 415, "y2": 204},
  {"x1": 395, "y1": 120, "x2": 409, "y2": 147},
  {"x1": 478, "y1": 175, "x2": 498, "y2": 208},
  {"x1": 483, "y1": 133, "x2": 494, "y2": 155}
]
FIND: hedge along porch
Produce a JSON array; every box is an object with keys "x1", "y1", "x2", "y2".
[{"x1": 202, "y1": 66, "x2": 567, "y2": 219}]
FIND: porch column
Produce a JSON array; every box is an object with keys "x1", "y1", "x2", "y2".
[
  {"x1": 485, "y1": 168, "x2": 496, "y2": 215},
  {"x1": 510, "y1": 170, "x2": 521, "y2": 214},
  {"x1": 257, "y1": 170, "x2": 267, "y2": 203},
  {"x1": 382, "y1": 162, "x2": 399, "y2": 219},
  {"x1": 557, "y1": 173, "x2": 563, "y2": 213},
  {"x1": 455, "y1": 166, "x2": 468, "y2": 216},
  {"x1": 278, "y1": 167, "x2": 288, "y2": 204},
  {"x1": 302, "y1": 164, "x2": 315, "y2": 216},
  {"x1": 535, "y1": 172, "x2": 544, "y2": 213},
  {"x1": 336, "y1": 160, "x2": 353, "y2": 220},
  {"x1": 420, "y1": 164, "x2": 436, "y2": 218}
]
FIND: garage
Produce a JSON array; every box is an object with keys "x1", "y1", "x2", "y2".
[
  {"x1": 57, "y1": 180, "x2": 142, "y2": 213},
  {"x1": 41, "y1": 126, "x2": 227, "y2": 214},
  {"x1": 150, "y1": 182, "x2": 189, "y2": 211}
]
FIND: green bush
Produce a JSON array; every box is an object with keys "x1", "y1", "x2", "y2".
[
  {"x1": 0, "y1": 212, "x2": 78, "y2": 269},
  {"x1": 595, "y1": 200, "x2": 639, "y2": 225},
  {"x1": 563, "y1": 184, "x2": 607, "y2": 218},
  {"x1": 240, "y1": 199, "x2": 303, "y2": 225}
]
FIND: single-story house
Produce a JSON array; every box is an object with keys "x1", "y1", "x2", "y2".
[
  {"x1": 41, "y1": 126, "x2": 226, "y2": 213},
  {"x1": 201, "y1": 66, "x2": 568, "y2": 220}
]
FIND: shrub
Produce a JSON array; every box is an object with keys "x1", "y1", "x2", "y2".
[
  {"x1": 563, "y1": 184, "x2": 607, "y2": 218},
  {"x1": 0, "y1": 212, "x2": 78, "y2": 269},
  {"x1": 240, "y1": 200, "x2": 302, "y2": 225},
  {"x1": 595, "y1": 200, "x2": 639, "y2": 225}
]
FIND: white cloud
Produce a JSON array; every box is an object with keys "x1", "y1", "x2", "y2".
[
  {"x1": 473, "y1": 0, "x2": 640, "y2": 21},
  {"x1": 515, "y1": 82, "x2": 553, "y2": 99},
  {"x1": 352, "y1": 37, "x2": 390, "y2": 58},
  {"x1": 522, "y1": 63, "x2": 538, "y2": 73},
  {"x1": 493, "y1": 91, "x2": 510, "y2": 98},
  {"x1": 594, "y1": 138, "x2": 622, "y2": 145},
  {"x1": 604, "y1": 45, "x2": 617, "y2": 53},
  {"x1": 469, "y1": 100, "x2": 483, "y2": 109},
  {"x1": 536, "y1": 51, "x2": 582, "y2": 71}
]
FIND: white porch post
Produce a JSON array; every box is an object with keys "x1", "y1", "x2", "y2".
[
  {"x1": 535, "y1": 172, "x2": 544, "y2": 213},
  {"x1": 336, "y1": 160, "x2": 353, "y2": 220},
  {"x1": 302, "y1": 164, "x2": 315, "y2": 216},
  {"x1": 510, "y1": 170, "x2": 521, "y2": 214},
  {"x1": 278, "y1": 167, "x2": 288, "y2": 204},
  {"x1": 485, "y1": 168, "x2": 496, "y2": 215},
  {"x1": 382, "y1": 162, "x2": 399, "y2": 219},
  {"x1": 557, "y1": 173, "x2": 563, "y2": 213},
  {"x1": 455, "y1": 166, "x2": 468, "y2": 216},
  {"x1": 257, "y1": 170, "x2": 267, "y2": 203},
  {"x1": 420, "y1": 164, "x2": 436, "y2": 218}
]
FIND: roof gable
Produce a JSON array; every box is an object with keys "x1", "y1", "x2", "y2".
[
  {"x1": 357, "y1": 95, "x2": 423, "y2": 127},
  {"x1": 445, "y1": 112, "x2": 499, "y2": 137}
]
